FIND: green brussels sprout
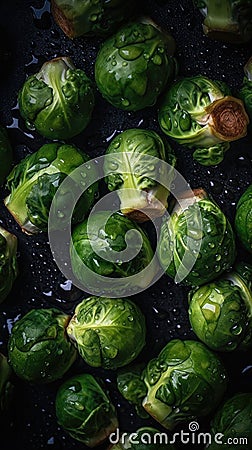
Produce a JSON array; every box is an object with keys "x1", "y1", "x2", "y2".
[
  {"x1": 104, "y1": 128, "x2": 176, "y2": 223},
  {"x1": 95, "y1": 20, "x2": 177, "y2": 111},
  {"x1": 235, "y1": 184, "x2": 252, "y2": 253},
  {"x1": 8, "y1": 308, "x2": 77, "y2": 383},
  {"x1": 0, "y1": 125, "x2": 13, "y2": 185},
  {"x1": 4, "y1": 142, "x2": 98, "y2": 234},
  {"x1": 67, "y1": 296, "x2": 146, "y2": 369},
  {"x1": 51, "y1": 0, "x2": 137, "y2": 38},
  {"x1": 142, "y1": 339, "x2": 228, "y2": 430},
  {"x1": 70, "y1": 211, "x2": 156, "y2": 294},
  {"x1": 207, "y1": 392, "x2": 252, "y2": 450},
  {"x1": 157, "y1": 188, "x2": 236, "y2": 286},
  {"x1": 18, "y1": 56, "x2": 95, "y2": 140},
  {"x1": 55, "y1": 373, "x2": 118, "y2": 447},
  {"x1": 188, "y1": 262, "x2": 252, "y2": 352},
  {"x1": 158, "y1": 75, "x2": 249, "y2": 166},
  {"x1": 239, "y1": 57, "x2": 252, "y2": 131},
  {"x1": 0, "y1": 353, "x2": 14, "y2": 415},
  {"x1": 109, "y1": 427, "x2": 176, "y2": 449},
  {"x1": 117, "y1": 363, "x2": 148, "y2": 418},
  {"x1": 0, "y1": 226, "x2": 18, "y2": 304},
  {"x1": 193, "y1": 0, "x2": 252, "y2": 44}
]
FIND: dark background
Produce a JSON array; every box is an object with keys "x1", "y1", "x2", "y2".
[{"x1": 0, "y1": 0, "x2": 251, "y2": 449}]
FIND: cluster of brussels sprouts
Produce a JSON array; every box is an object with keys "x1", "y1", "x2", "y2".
[{"x1": 0, "y1": 0, "x2": 252, "y2": 449}]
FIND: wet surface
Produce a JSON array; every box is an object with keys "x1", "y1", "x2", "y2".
[{"x1": 0, "y1": 1, "x2": 251, "y2": 449}]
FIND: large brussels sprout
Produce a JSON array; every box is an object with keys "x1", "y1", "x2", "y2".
[
  {"x1": 4, "y1": 142, "x2": 98, "y2": 234},
  {"x1": 157, "y1": 188, "x2": 236, "y2": 286},
  {"x1": 188, "y1": 262, "x2": 252, "y2": 352},
  {"x1": 51, "y1": 0, "x2": 136, "y2": 38},
  {"x1": 70, "y1": 211, "x2": 155, "y2": 294},
  {"x1": 158, "y1": 75, "x2": 249, "y2": 166},
  {"x1": 0, "y1": 125, "x2": 13, "y2": 185},
  {"x1": 207, "y1": 392, "x2": 252, "y2": 450},
  {"x1": 239, "y1": 57, "x2": 252, "y2": 131},
  {"x1": 109, "y1": 427, "x2": 176, "y2": 449},
  {"x1": 8, "y1": 308, "x2": 77, "y2": 383},
  {"x1": 142, "y1": 339, "x2": 228, "y2": 430},
  {"x1": 104, "y1": 128, "x2": 176, "y2": 222},
  {"x1": 193, "y1": 0, "x2": 252, "y2": 44},
  {"x1": 67, "y1": 296, "x2": 146, "y2": 369},
  {"x1": 117, "y1": 363, "x2": 148, "y2": 418},
  {"x1": 0, "y1": 226, "x2": 18, "y2": 304},
  {"x1": 235, "y1": 184, "x2": 252, "y2": 253},
  {"x1": 0, "y1": 353, "x2": 14, "y2": 415},
  {"x1": 55, "y1": 373, "x2": 118, "y2": 447},
  {"x1": 18, "y1": 57, "x2": 95, "y2": 140},
  {"x1": 95, "y1": 20, "x2": 177, "y2": 111}
]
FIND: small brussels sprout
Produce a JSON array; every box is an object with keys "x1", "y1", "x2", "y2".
[
  {"x1": 51, "y1": 0, "x2": 137, "y2": 38},
  {"x1": 188, "y1": 262, "x2": 252, "y2": 352},
  {"x1": 67, "y1": 297, "x2": 146, "y2": 370},
  {"x1": 235, "y1": 184, "x2": 252, "y2": 253},
  {"x1": 55, "y1": 373, "x2": 118, "y2": 447},
  {"x1": 4, "y1": 142, "x2": 98, "y2": 234},
  {"x1": 193, "y1": 0, "x2": 252, "y2": 44},
  {"x1": 142, "y1": 339, "x2": 228, "y2": 430},
  {"x1": 8, "y1": 308, "x2": 77, "y2": 383},
  {"x1": 95, "y1": 20, "x2": 177, "y2": 111},
  {"x1": 0, "y1": 125, "x2": 13, "y2": 186},
  {"x1": 158, "y1": 75, "x2": 249, "y2": 165},
  {"x1": 0, "y1": 226, "x2": 18, "y2": 304},
  {"x1": 207, "y1": 392, "x2": 252, "y2": 450},
  {"x1": 104, "y1": 128, "x2": 176, "y2": 222},
  {"x1": 117, "y1": 363, "x2": 148, "y2": 418},
  {"x1": 70, "y1": 211, "x2": 155, "y2": 294},
  {"x1": 18, "y1": 56, "x2": 95, "y2": 140},
  {"x1": 109, "y1": 427, "x2": 176, "y2": 449},
  {"x1": 157, "y1": 188, "x2": 236, "y2": 286},
  {"x1": 0, "y1": 353, "x2": 14, "y2": 415}
]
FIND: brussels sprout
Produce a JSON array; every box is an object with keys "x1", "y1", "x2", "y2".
[
  {"x1": 0, "y1": 226, "x2": 18, "y2": 304},
  {"x1": 0, "y1": 353, "x2": 14, "y2": 415},
  {"x1": 193, "y1": 0, "x2": 252, "y2": 44},
  {"x1": 158, "y1": 75, "x2": 249, "y2": 166},
  {"x1": 51, "y1": 0, "x2": 136, "y2": 38},
  {"x1": 109, "y1": 427, "x2": 176, "y2": 449},
  {"x1": 95, "y1": 20, "x2": 177, "y2": 111},
  {"x1": 55, "y1": 373, "x2": 118, "y2": 447},
  {"x1": 4, "y1": 142, "x2": 98, "y2": 234},
  {"x1": 117, "y1": 363, "x2": 148, "y2": 418},
  {"x1": 235, "y1": 184, "x2": 252, "y2": 253},
  {"x1": 239, "y1": 57, "x2": 252, "y2": 130},
  {"x1": 8, "y1": 308, "x2": 77, "y2": 383},
  {"x1": 70, "y1": 211, "x2": 155, "y2": 294},
  {"x1": 207, "y1": 392, "x2": 252, "y2": 450},
  {"x1": 142, "y1": 339, "x2": 227, "y2": 430},
  {"x1": 67, "y1": 296, "x2": 146, "y2": 369},
  {"x1": 157, "y1": 188, "x2": 236, "y2": 286},
  {"x1": 188, "y1": 262, "x2": 252, "y2": 352},
  {"x1": 104, "y1": 128, "x2": 176, "y2": 222},
  {"x1": 0, "y1": 125, "x2": 13, "y2": 185},
  {"x1": 18, "y1": 56, "x2": 95, "y2": 140}
]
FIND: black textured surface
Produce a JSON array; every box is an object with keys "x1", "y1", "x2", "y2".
[{"x1": 0, "y1": 1, "x2": 251, "y2": 449}]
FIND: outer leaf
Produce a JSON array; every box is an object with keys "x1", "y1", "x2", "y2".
[
  {"x1": 235, "y1": 184, "x2": 252, "y2": 253},
  {"x1": 0, "y1": 226, "x2": 18, "y2": 304}
]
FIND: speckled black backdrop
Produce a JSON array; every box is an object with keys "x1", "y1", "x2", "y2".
[{"x1": 0, "y1": 1, "x2": 251, "y2": 449}]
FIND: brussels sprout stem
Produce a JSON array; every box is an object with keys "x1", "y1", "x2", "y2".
[
  {"x1": 206, "y1": 96, "x2": 249, "y2": 142},
  {"x1": 203, "y1": 0, "x2": 239, "y2": 42},
  {"x1": 143, "y1": 369, "x2": 173, "y2": 429}
]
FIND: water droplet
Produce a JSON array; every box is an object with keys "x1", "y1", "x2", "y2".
[
  {"x1": 230, "y1": 324, "x2": 243, "y2": 335},
  {"x1": 121, "y1": 98, "x2": 130, "y2": 107}
]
